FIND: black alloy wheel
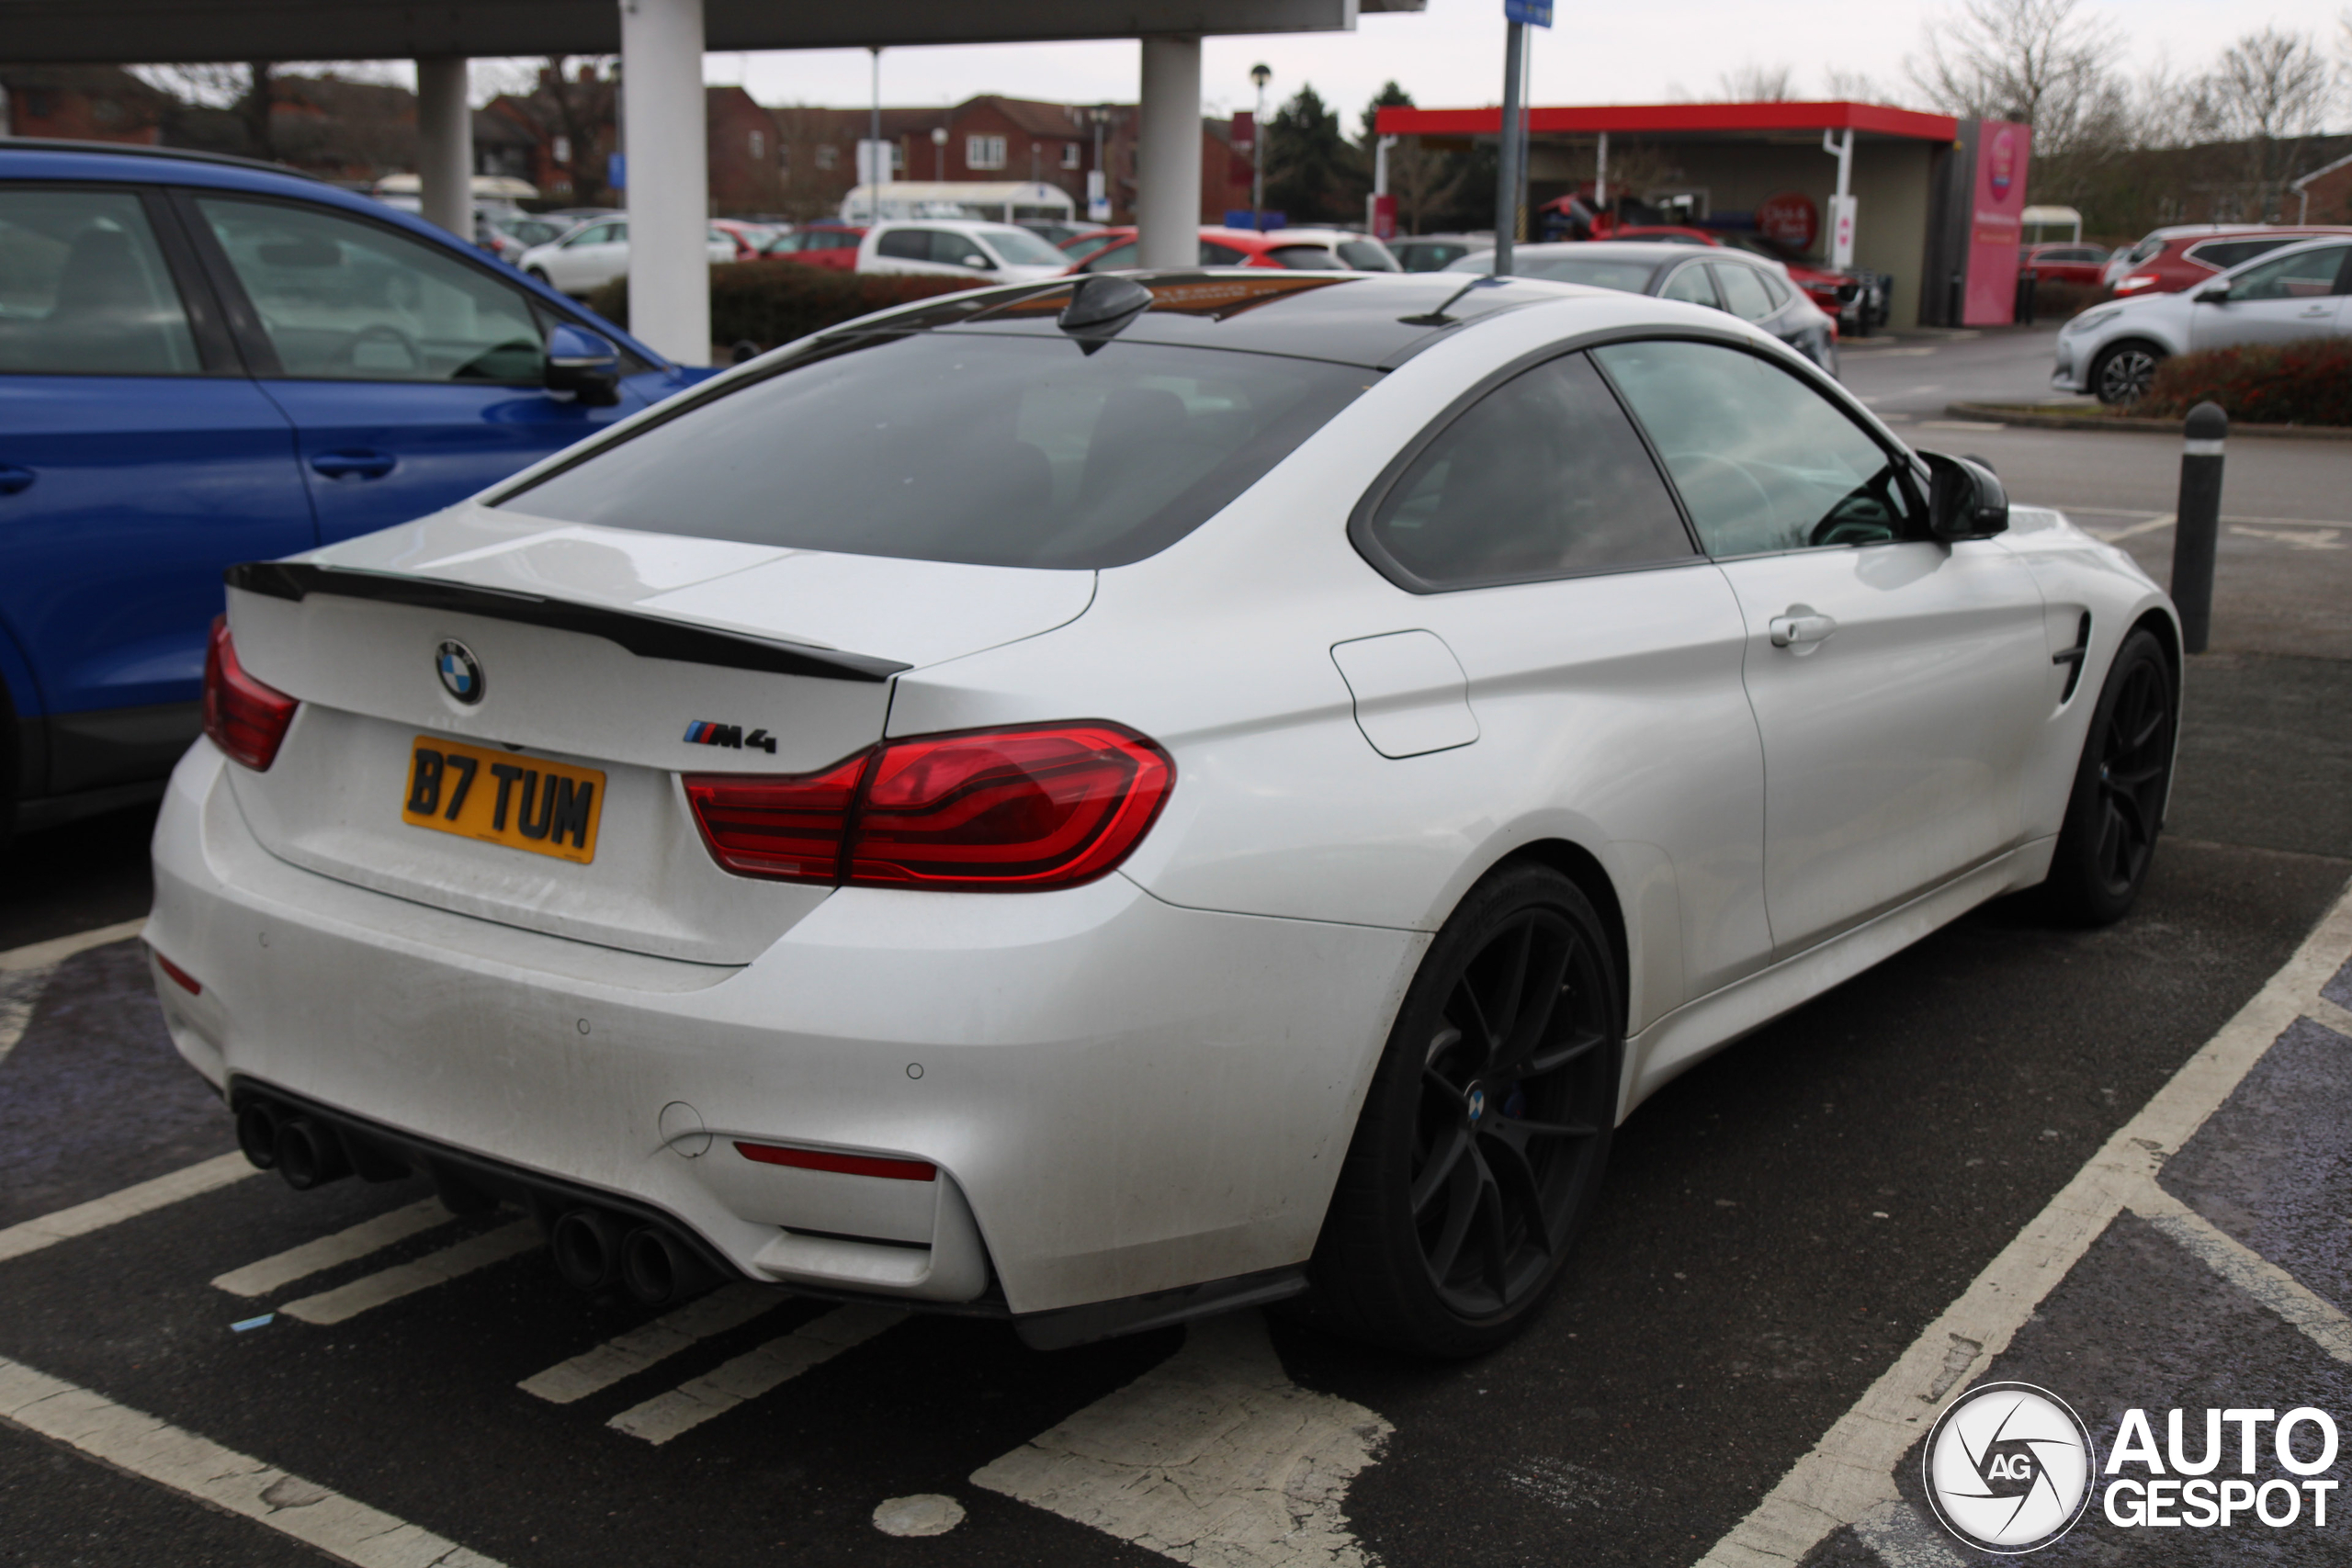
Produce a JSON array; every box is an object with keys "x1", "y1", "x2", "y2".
[
  {"x1": 2045, "y1": 627, "x2": 2176, "y2": 924},
  {"x1": 1306, "y1": 864, "x2": 1622, "y2": 1356},
  {"x1": 2092, "y1": 341, "x2": 2164, "y2": 405}
]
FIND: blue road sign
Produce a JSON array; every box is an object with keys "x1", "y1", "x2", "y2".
[{"x1": 1505, "y1": 0, "x2": 1553, "y2": 24}]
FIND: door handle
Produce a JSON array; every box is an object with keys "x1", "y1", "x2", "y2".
[
  {"x1": 0, "y1": 464, "x2": 32, "y2": 495},
  {"x1": 1769, "y1": 610, "x2": 1838, "y2": 648},
  {"x1": 310, "y1": 449, "x2": 397, "y2": 480},
  {"x1": 2298, "y1": 305, "x2": 2333, "y2": 318}
]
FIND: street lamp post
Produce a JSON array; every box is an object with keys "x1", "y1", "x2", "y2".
[
  {"x1": 1250, "y1": 63, "x2": 1271, "y2": 232},
  {"x1": 1088, "y1": 104, "x2": 1112, "y2": 223}
]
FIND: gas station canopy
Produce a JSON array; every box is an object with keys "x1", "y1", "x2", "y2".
[
  {"x1": 1374, "y1": 99, "x2": 1957, "y2": 144},
  {"x1": 0, "y1": 0, "x2": 1420, "y2": 61}
]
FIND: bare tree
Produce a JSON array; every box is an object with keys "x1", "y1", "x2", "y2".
[
  {"x1": 1906, "y1": 0, "x2": 2124, "y2": 151},
  {"x1": 485, "y1": 56, "x2": 618, "y2": 206},
  {"x1": 1717, "y1": 63, "x2": 1798, "y2": 102},
  {"x1": 1819, "y1": 67, "x2": 1904, "y2": 105},
  {"x1": 1386, "y1": 138, "x2": 1464, "y2": 234},
  {"x1": 2190, "y1": 28, "x2": 2337, "y2": 219}
]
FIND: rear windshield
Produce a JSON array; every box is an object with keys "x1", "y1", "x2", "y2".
[
  {"x1": 979, "y1": 228, "x2": 1072, "y2": 266},
  {"x1": 501, "y1": 333, "x2": 1371, "y2": 569}
]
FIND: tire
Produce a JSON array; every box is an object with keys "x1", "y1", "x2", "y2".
[
  {"x1": 2043, "y1": 627, "x2": 2176, "y2": 925},
  {"x1": 1304, "y1": 863, "x2": 1623, "y2": 1357},
  {"x1": 2090, "y1": 339, "x2": 2164, "y2": 405},
  {"x1": 526, "y1": 266, "x2": 553, "y2": 286}
]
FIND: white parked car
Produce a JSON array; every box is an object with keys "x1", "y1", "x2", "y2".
[
  {"x1": 151, "y1": 271, "x2": 2179, "y2": 1357},
  {"x1": 1255, "y1": 226, "x2": 1401, "y2": 271},
  {"x1": 856, "y1": 220, "x2": 1075, "y2": 285},
  {"x1": 2054, "y1": 234, "x2": 2352, "y2": 403},
  {"x1": 518, "y1": 218, "x2": 741, "y2": 296}
]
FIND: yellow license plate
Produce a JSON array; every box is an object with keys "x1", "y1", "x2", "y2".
[{"x1": 401, "y1": 737, "x2": 604, "y2": 864}]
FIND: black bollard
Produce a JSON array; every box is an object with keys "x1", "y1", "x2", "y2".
[{"x1": 2169, "y1": 401, "x2": 2226, "y2": 655}]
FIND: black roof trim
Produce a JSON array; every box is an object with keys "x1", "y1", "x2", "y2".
[
  {"x1": 227, "y1": 561, "x2": 908, "y2": 683},
  {"x1": 0, "y1": 136, "x2": 328, "y2": 182}
]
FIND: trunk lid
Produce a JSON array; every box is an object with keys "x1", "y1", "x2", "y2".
[{"x1": 222, "y1": 504, "x2": 1095, "y2": 964}]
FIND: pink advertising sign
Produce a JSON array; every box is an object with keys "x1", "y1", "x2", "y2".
[{"x1": 1962, "y1": 119, "x2": 2032, "y2": 325}]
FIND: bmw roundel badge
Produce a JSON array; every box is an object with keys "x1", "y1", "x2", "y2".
[{"x1": 435, "y1": 639, "x2": 484, "y2": 704}]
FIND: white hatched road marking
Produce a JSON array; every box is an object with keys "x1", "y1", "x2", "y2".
[
  {"x1": 607, "y1": 1303, "x2": 905, "y2": 1445},
  {"x1": 0, "y1": 1352, "x2": 505, "y2": 1568},
  {"x1": 212, "y1": 1198, "x2": 457, "y2": 1299},
  {"x1": 2134, "y1": 1181, "x2": 2352, "y2": 1366},
  {"x1": 520, "y1": 1282, "x2": 785, "y2": 1404},
  {"x1": 280, "y1": 1219, "x2": 539, "y2": 1325},
  {"x1": 0, "y1": 1153, "x2": 256, "y2": 1266},
  {"x1": 1694, "y1": 879, "x2": 2352, "y2": 1567},
  {"x1": 971, "y1": 1309, "x2": 1394, "y2": 1568},
  {"x1": 0, "y1": 918, "x2": 146, "y2": 1067}
]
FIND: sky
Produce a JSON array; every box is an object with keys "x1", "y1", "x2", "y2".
[{"x1": 669, "y1": 0, "x2": 2350, "y2": 122}]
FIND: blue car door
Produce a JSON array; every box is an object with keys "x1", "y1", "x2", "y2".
[
  {"x1": 178, "y1": 192, "x2": 664, "y2": 545},
  {"x1": 0, "y1": 183, "x2": 313, "y2": 809}
]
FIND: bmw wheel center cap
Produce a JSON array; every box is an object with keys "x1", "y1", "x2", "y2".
[
  {"x1": 1466, "y1": 1087, "x2": 1487, "y2": 1124},
  {"x1": 435, "y1": 639, "x2": 484, "y2": 704}
]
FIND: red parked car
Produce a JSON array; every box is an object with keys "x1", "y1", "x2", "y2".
[
  {"x1": 1063, "y1": 226, "x2": 1300, "y2": 273},
  {"x1": 2021, "y1": 243, "x2": 2110, "y2": 287},
  {"x1": 761, "y1": 224, "x2": 865, "y2": 271},
  {"x1": 2107, "y1": 226, "x2": 2352, "y2": 296},
  {"x1": 1605, "y1": 225, "x2": 1883, "y2": 333}
]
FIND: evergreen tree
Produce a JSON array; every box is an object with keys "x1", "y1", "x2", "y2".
[{"x1": 1265, "y1": 85, "x2": 1361, "y2": 225}]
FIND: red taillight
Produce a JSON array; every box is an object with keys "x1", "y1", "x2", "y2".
[
  {"x1": 202, "y1": 616, "x2": 299, "y2": 771},
  {"x1": 683, "y1": 754, "x2": 868, "y2": 883},
  {"x1": 735, "y1": 1141, "x2": 936, "y2": 1181},
  {"x1": 153, "y1": 951, "x2": 202, "y2": 995},
  {"x1": 684, "y1": 722, "x2": 1171, "y2": 892}
]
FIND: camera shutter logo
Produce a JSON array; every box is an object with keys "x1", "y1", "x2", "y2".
[
  {"x1": 435, "y1": 640, "x2": 484, "y2": 705},
  {"x1": 1923, "y1": 1382, "x2": 2097, "y2": 1552}
]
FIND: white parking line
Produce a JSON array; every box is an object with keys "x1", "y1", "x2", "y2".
[
  {"x1": 0, "y1": 1352, "x2": 505, "y2": 1568},
  {"x1": 519, "y1": 1282, "x2": 785, "y2": 1404},
  {"x1": 280, "y1": 1219, "x2": 538, "y2": 1325},
  {"x1": 212, "y1": 1198, "x2": 456, "y2": 1299},
  {"x1": 1693, "y1": 877, "x2": 2352, "y2": 1567},
  {"x1": 0, "y1": 1153, "x2": 256, "y2": 1266},
  {"x1": 0, "y1": 917, "x2": 147, "y2": 973},
  {"x1": 606, "y1": 1303, "x2": 904, "y2": 1445},
  {"x1": 2134, "y1": 1183, "x2": 2352, "y2": 1367},
  {"x1": 971, "y1": 1309, "x2": 1394, "y2": 1568},
  {"x1": 0, "y1": 918, "x2": 147, "y2": 1067}
]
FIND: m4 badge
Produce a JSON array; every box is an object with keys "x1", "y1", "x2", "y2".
[{"x1": 683, "y1": 720, "x2": 776, "y2": 754}]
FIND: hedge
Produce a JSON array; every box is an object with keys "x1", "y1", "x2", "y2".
[
  {"x1": 2136, "y1": 336, "x2": 2352, "y2": 427},
  {"x1": 586, "y1": 262, "x2": 983, "y2": 356}
]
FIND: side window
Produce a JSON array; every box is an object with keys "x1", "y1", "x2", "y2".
[
  {"x1": 197, "y1": 197, "x2": 544, "y2": 383},
  {"x1": 930, "y1": 231, "x2": 989, "y2": 267},
  {"x1": 1755, "y1": 269, "x2": 1793, "y2": 310},
  {"x1": 1593, "y1": 339, "x2": 1921, "y2": 558},
  {"x1": 2189, "y1": 239, "x2": 2281, "y2": 271},
  {"x1": 1660, "y1": 263, "x2": 1719, "y2": 309},
  {"x1": 0, "y1": 186, "x2": 201, "y2": 375},
  {"x1": 2226, "y1": 244, "x2": 2350, "y2": 300},
  {"x1": 876, "y1": 228, "x2": 932, "y2": 261},
  {"x1": 1080, "y1": 242, "x2": 1137, "y2": 272},
  {"x1": 1362, "y1": 352, "x2": 1695, "y2": 588},
  {"x1": 1713, "y1": 265, "x2": 1777, "y2": 321},
  {"x1": 569, "y1": 223, "x2": 612, "y2": 246},
  {"x1": 1200, "y1": 241, "x2": 1245, "y2": 265}
]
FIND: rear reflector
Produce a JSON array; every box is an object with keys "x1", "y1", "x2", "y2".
[
  {"x1": 734, "y1": 1141, "x2": 936, "y2": 1181},
  {"x1": 202, "y1": 616, "x2": 299, "y2": 771},
  {"x1": 153, "y1": 951, "x2": 202, "y2": 995},
  {"x1": 686, "y1": 722, "x2": 1171, "y2": 892}
]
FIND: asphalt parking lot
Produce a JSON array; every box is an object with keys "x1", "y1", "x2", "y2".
[{"x1": 2, "y1": 333, "x2": 2347, "y2": 1567}]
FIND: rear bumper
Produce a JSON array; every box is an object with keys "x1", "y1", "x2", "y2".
[{"x1": 149, "y1": 739, "x2": 1420, "y2": 1316}]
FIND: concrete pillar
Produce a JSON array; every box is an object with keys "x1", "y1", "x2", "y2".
[
  {"x1": 619, "y1": 0, "x2": 710, "y2": 366},
  {"x1": 414, "y1": 57, "x2": 472, "y2": 239},
  {"x1": 1136, "y1": 35, "x2": 1202, "y2": 269}
]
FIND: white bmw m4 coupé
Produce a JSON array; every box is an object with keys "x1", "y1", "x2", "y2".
[{"x1": 150, "y1": 271, "x2": 2180, "y2": 1356}]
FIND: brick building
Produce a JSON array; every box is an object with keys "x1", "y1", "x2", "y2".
[
  {"x1": 0, "y1": 66, "x2": 164, "y2": 144},
  {"x1": 2290, "y1": 151, "x2": 2352, "y2": 226}
]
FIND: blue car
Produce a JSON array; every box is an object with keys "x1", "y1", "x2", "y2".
[{"x1": 0, "y1": 139, "x2": 703, "y2": 840}]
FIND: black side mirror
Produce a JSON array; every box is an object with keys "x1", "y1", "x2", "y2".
[
  {"x1": 2195, "y1": 283, "x2": 2231, "y2": 304},
  {"x1": 544, "y1": 322, "x2": 621, "y2": 407},
  {"x1": 1920, "y1": 450, "x2": 2008, "y2": 541}
]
